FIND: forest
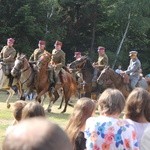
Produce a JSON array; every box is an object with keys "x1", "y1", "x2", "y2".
[{"x1": 0, "y1": 0, "x2": 150, "y2": 74}]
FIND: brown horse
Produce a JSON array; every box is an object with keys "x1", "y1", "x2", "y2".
[
  {"x1": 69, "y1": 56, "x2": 101, "y2": 99},
  {"x1": 97, "y1": 66, "x2": 149, "y2": 98},
  {"x1": 46, "y1": 66, "x2": 77, "y2": 113},
  {"x1": 36, "y1": 53, "x2": 77, "y2": 113}
]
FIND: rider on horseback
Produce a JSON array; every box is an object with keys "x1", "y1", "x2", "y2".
[
  {"x1": 0, "y1": 38, "x2": 16, "y2": 87},
  {"x1": 120, "y1": 51, "x2": 141, "y2": 90},
  {"x1": 49, "y1": 40, "x2": 66, "y2": 87},
  {"x1": 92, "y1": 46, "x2": 108, "y2": 88}
]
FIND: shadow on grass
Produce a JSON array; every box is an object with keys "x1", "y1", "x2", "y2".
[{"x1": 46, "y1": 111, "x2": 70, "y2": 120}]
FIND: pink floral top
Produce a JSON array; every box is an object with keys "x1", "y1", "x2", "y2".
[{"x1": 84, "y1": 116, "x2": 139, "y2": 150}]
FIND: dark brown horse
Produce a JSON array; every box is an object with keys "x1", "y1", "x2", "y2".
[
  {"x1": 69, "y1": 56, "x2": 101, "y2": 99},
  {"x1": 97, "y1": 66, "x2": 149, "y2": 98}
]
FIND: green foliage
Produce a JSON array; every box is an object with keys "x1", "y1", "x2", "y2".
[{"x1": 0, "y1": 0, "x2": 150, "y2": 73}]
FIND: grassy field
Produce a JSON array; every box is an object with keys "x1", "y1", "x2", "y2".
[{"x1": 0, "y1": 91, "x2": 75, "y2": 147}]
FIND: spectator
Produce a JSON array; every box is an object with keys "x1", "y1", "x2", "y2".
[
  {"x1": 2, "y1": 118, "x2": 72, "y2": 150},
  {"x1": 124, "y1": 87, "x2": 150, "y2": 146},
  {"x1": 22, "y1": 101, "x2": 45, "y2": 119},
  {"x1": 85, "y1": 88, "x2": 139, "y2": 150},
  {"x1": 66, "y1": 97, "x2": 96, "y2": 150},
  {"x1": 140, "y1": 126, "x2": 150, "y2": 150},
  {"x1": 6, "y1": 100, "x2": 27, "y2": 135},
  {"x1": 12, "y1": 100, "x2": 27, "y2": 124}
]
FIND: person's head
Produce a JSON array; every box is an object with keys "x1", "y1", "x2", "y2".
[
  {"x1": 66, "y1": 97, "x2": 96, "y2": 147},
  {"x1": 22, "y1": 101, "x2": 45, "y2": 119},
  {"x1": 2, "y1": 118, "x2": 72, "y2": 150},
  {"x1": 74, "y1": 52, "x2": 81, "y2": 60},
  {"x1": 54, "y1": 40, "x2": 62, "y2": 50},
  {"x1": 7, "y1": 38, "x2": 15, "y2": 47},
  {"x1": 38, "y1": 40, "x2": 46, "y2": 50},
  {"x1": 13, "y1": 100, "x2": 27, "y2": 124},
  {"x1": 98, "y1": 88, "x2": 125, "y2": 116},
  {"x1": 129, "y1": 51, "x2": 138, "y2": 59},
  {"x1": 97, "y1": 46, "x2": 105, "y2": 56},
  {"x1": 124, "y1": 87, "x2": 150, "y2": 122}
]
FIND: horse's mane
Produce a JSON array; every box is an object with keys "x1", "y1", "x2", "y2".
[{"x1": 82, "y1": 56, "x2": 94, "y2": 73}]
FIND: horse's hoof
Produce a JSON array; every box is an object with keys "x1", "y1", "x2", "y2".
[
  {"x1": 58, "y1": 107, "x2": 61, "y2": 109},
  {"x1": 47, "y1": 109, "x2": 51, "y2": 113},
  {"x1": 7, "y1": 104, "x2": 11, "y2": 109},
  {"x1": 61, "y1": 110, "x2": 65, "y2": 113}
]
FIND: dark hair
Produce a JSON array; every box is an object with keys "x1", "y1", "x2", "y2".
[{"x1": 124, "y1": 87, "x2": 150, "y2": 122}]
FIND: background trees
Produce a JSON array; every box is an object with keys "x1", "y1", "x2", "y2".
[{"x1": 0, "y1": 0, "x2": 150, "y2": 74}]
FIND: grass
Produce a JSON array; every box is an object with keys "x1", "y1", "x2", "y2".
[{"x1": 0, "y1": 91, "x2": 75, "y2": 147}]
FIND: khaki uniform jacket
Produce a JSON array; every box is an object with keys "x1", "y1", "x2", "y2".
[
  {"x1": 51, "y1": 49, "x2": 65, "y2": 68},
  {"x1": 97, "y1": 54, "x2": 108, "y2": 70},
  {"x1": 29, "y1": 48, "x2": 47, "y2": 61},
  {"x1": 0, "y1": 46, "x2": 16, "y2": 64}
]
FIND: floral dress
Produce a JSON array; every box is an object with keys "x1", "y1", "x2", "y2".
[{"x1": 84, "y1": 116, "x2": 139, "y2": 150}]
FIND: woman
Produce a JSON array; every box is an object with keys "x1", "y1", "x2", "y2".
[
  {"x1": 85, "y1": 88, "x2": 139, "y2": 150},
  {"x1": 65, "y1": 97, "x2": 96, "y2": 150},
  {"x1": 124, "y1": 87, "x2": 150, "y2": 146}
]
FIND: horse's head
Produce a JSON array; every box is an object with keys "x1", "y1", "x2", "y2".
[
  {"x1": 97, "y1": 66, "x2": 113, "y2": 87},
  {"x1": 36, "y1": 53, "x2": 51, "y2": 69},
  {"x1": 11, "y1": 53, "x2": 26, "y2": 77},
  {"x1": 69, "y1": 56, "x2": 88, "y2": 71}
]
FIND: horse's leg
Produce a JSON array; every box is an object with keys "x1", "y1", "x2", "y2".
[
  {"x1": 58, "y1": 94, "x2": 64, "y2": 110},
  {"x1": 35, "y1": 89, "x2": 47, "y2": 103},
  {"x1": 6, "y1": 88, "x2": 15, "y2": 108}
]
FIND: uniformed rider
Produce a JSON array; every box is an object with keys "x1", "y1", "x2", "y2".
[
  {"x1": 0, "y1": 38, "x2": 16, "y2": 87},
  {"x1": 29, "y1": 40, "x2": 47, "y2": 62},
  {"x1": 92, "y1": 46, "x2": 108, "y2": 87},
  {"x1": 50, "y1": 40, "x2": 66, "y2": 86},
  {"x1": 120, "y1": 51, "x2": 141, "y2": 89}
]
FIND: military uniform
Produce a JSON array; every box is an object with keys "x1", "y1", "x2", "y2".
[
  {"x1": 97, "y1": 54, "x2": 108, "y2": 70},
  {"x1": 92, "y1": 52, "x2": 108, "y2": 82},
  {"x1": 0, "y1": 45, "x2": 16, "y2": 75},
  {"x1": 51, "y1": 48, "x2": 65, "y2": 75},
  {"x1": 29, "y1": 48, "x2": 47, "y2": 61},
  {"x1": 125, "y1": 51, "x2": 141, "y2": 89}
]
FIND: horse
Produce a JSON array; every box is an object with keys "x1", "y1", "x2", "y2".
[
  {"x1": 11, "y1": 53, "x2": 35, "y2": 100},
  {"x1": 69, "y1": 56, "x2": 101, "y2": 99},
  {"x1": 46, "y1": 65, "x2": 78, "y2": 113},
  {"x1": 97, "y1": 66, "x2": 149, "y2": 98},
  {"x1": 0, "y1": 63, "x2": 19, "y2": 108}
]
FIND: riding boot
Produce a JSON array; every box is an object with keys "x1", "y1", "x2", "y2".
[
  {"x1": 8, "y1": 75, "x2": 14, "y2": 87},
  {"x1": 92, "y1": 68, "x2": 98, "y2": 88},
  {"x1": 48, "y1": 68, "x2": 56, "y2": 93}
]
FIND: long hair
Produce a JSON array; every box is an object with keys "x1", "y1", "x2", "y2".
[
  {"x1": 124, "y1": 87, "x2": 150, "y2": 122},
  {"x1": 65, "y1": 97, "x2": 95, "y2": 150}
]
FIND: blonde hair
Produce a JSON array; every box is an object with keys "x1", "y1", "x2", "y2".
[
  {"x1": 98, "y1": 88, "x2": 125, "y2": 115},
  {"x1": 22, "y1": 102, "x2": 45, "y2": 119},
  {"x1": 124, "y1": 87, "x2": 150, "y2": 122},
  {"x1": 65, "y1": 97, "x2": 96, "y2": 150}
]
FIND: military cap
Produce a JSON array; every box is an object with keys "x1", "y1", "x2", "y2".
[
  {"x1": 7, "y1": 38, "x2": 15, "y2": 43},
  {"x1": 54, "y1": 40, "x2": 62, "y2": 46},
  {"x1": 97, "y1": 46, "x2": 105, "y2": 51},
  {"x1": 129, "y1": 51, "x2": 138, "y2": 56},
  {"x1": 74, "y1": 52, "x2": 81, "y2": 57},
  {"x1": 39, "y1": 40, "x2": 46, "y2": 45}
]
